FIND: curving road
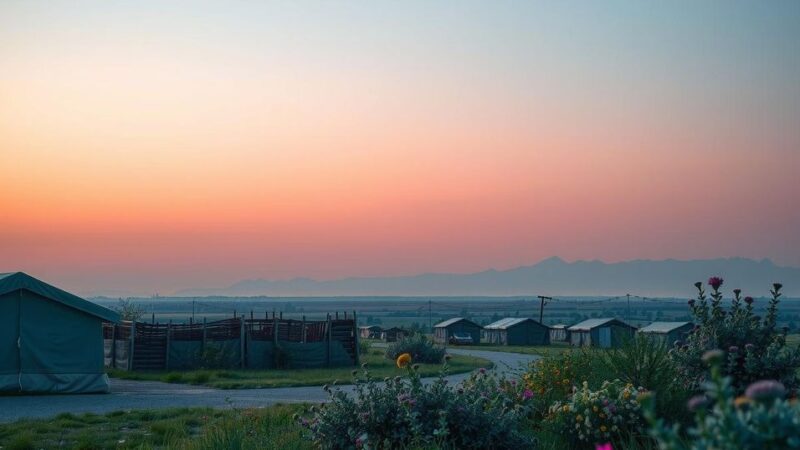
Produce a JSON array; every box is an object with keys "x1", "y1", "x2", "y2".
[{"x1": 0, "y1": 348, "x2": 538, "y2": 423}]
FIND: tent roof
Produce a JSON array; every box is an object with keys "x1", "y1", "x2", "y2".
[
  {"x1": 434, "y1": 317, "x2": 480, "y2": 329},
  {"x1": 639, "y1": 322, "x2": 692, "y2": 333},
  {"x1": 568, "y1": 318, "x2": 633, "y2": 331},
  {"x1": 0, "y1": 272, "x2": 119, "y2": 322},
  {"x1": 484, "y1": 317, "x2": 543, "y2": 330}
]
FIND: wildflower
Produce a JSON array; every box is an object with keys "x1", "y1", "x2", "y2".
[
  {"x1": 774, "y1": 283, "x2": 783, "y2": 291},
  {"x1": 563, "y1": 379, "x2": 570, "y2": 385},
  {"x1": 728, "y1": 346, "x2": 739, "y2": 353},
  {"x1": 701, "y1": 349, "x2": 724, "y2": 366},
  {"x1": 479, "y1": 368, "x2": 486, "y2": 374},
  {"x1": 745, "y1": 380, "x2": 786, "y2": 402},
  {"x1": 596, "y1": 444, "x2": 612, "y2": 450},
  {"x1": 745, "y1": 343, "x2": 755, "y2": 351},
  {"x1": 708, "y1": 276, "x2": 724, "y2": 290},
  {"x1": 744, "y1": 296, "x2": 754, "y2": 305},
  {"x1": 523, "y1": 389, "x2": 534, "y2": 400},
  {"x1": 576, "y1": 414, "x2": 583, "y2": 422},
  {"x1": 396, "y1": 353, "x2": 412, "y2": 369},
  {"x1": 562, "y1": 405, "x2": 570, "y2": 412},
  {"x1": 734, "y1": 396, "x2": 750, "y2": 408},
  {"x1": 687, "y1": 299, "x2": 695, "y2": 307},
  {"x1": 687, "y1": 395, "x2": 710, "y2": 412},
  {"x1": 694, "y1": 281, "x2": 703, "y2": 289},
  {"x1": 733, "y1": 288, "x2": 741, "y2": 295},
  {"x1": 600, "y1": 425, "x2": 607, "y2": 432}
]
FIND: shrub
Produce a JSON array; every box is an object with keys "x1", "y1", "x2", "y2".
[
  {"x1": 547, "y1": 380, "x2": 648, "y2": 449},
  {"x1": 670, "y1": 279, "x2": 800, "y2": 394},
  {"x1": 300, "y1": 360, "x2": 536, "y2": 449},
  {"x1": 599, "y1": 335, "x2": 691, "y2": 424},
  {"x1": 385, "y1": 334, "x2": 446, "y2": 364},
  {"x1": 522, "y1": 348, "x2": 604, "y2": 417},
  {"x1": 359, "y1": 339, "x2": 371, "y2": 356},
  {"x1": 644, "y1": 350, "x2": 800, "y2": 450}
]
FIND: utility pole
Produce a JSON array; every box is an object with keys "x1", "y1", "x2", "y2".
[
  {"x1": 626, "y1": 293, "x2": 631, "y2": 323},
  {"x1": 428, "y1": 300, "x2": 432, "y2": 332},
  {"x1": 192, "y1": 299, "x2": 196, "y2": 322},
  {"x1": 537, "y1": 296, "x2": 552, "y2": 323}
]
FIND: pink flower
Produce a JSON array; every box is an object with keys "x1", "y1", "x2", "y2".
[
  {"x1": 479, "y1": 368, "x2": 486, "y2": 374},
  {"x1": 708, "y1": 276, "x2": 724, "y2": 290},
  {"x1": 523, "y1": 389, "x2": 534, "y2": 400},
  {"x1": 596, "y1": 444, "x2": 613, "y2": 450}
]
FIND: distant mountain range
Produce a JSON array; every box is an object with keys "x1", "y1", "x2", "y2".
[{"x1": 175, "y1": 257, "x2": 800, "y2": 297}]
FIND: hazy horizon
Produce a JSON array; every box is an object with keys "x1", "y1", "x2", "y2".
[{"x1": 2, "y1": 2, "x2": 799, "y2": 295}]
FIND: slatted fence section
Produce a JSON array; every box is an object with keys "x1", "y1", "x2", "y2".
[{"x1": 103, "y1": 313, "x2": 357, "y2": 371}]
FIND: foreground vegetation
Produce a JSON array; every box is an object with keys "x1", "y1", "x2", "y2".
[
  {"x1": 0, "y1": 405, "x2": 311, "y2": 450},
  {"x1": 108, "y1": 351, "x2": 490, "y2": 389}
]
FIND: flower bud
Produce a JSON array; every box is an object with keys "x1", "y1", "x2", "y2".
[{"x1": 701, "y1": 349, "x2": 724, "y2": 366}]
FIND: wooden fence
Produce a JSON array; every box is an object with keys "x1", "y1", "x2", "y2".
[{"x1": 103, "y1": 312, "x2": 359, "y2": 371}]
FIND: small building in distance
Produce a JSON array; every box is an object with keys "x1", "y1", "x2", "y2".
[
  {"x1": 549, "y1": 324, "x2": 570, "y2": 343},
  {"x1": 359, "y1": 325, "x2": 382, "y2": 339},
  {"x1": 482, "y1": 318, "x2": 550, "y2": 346},
  {"x1": 433, "y1": 317, "x2": 482, "y2": 345},
  {"x1": 638, "y1": 322, "x2": 693, "y2": 346},
  {"x1": 380, "y1": 327, "x2": 408, "y2": 342},
  {"x1": 568, "y1": 318, "x2": 636, "y2": 348}
]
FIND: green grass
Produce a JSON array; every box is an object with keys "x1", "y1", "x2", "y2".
[
  {"x1": 0, "y1": 405, "x2": 311, "y2": 450},
  {"x1": 447, "y1": 341, "x2": 572, "y2": 356},
  {"x1": 108, "y1": 350, "x2": 490, "y2": 389}
]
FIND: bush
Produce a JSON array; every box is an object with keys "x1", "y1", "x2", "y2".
[
  {"x1": 547, "y1": 380, "x2": 648, "y2": 449},
  {"x1": 385, "y1": 334, "x2": 446, "y2": 364},
  {"x1": 300, "y1": 361, "x2": 536, "y2": 449},
  {"x1": 522, "y1": 348, "x2": 604, "y2": 418},
  {"x1": 599, "y1": 335, "x2": 691, "y2": 424},
  {"x1": 670, "y1": 279, "x2": 800, "y2": 394},
  {"x1": 644, "y1": 350, "x2": 800, "y2": 450}
]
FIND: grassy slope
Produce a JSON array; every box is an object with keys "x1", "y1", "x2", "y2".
[
  {"x1": 0, "y1": 405, "x2": 311, "y2": 450},
  {"x1": 108, "y1": 351, "x2": 490, "y2": 389}
]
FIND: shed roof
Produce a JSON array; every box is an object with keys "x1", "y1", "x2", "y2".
[
  {"x1": 0, "y1": 272, "x2": 119, "y2": 322},
  {"x1": 568, "y1": 318, "x2": 632, "y2": 331},
  {"x1": 434, "y1": 317, "x2": 482, "y2": 329},
  {"x1": 639, "y1": 322, "x2": 692, "y2": 333},
  {"x1": 484, "y1": 317, "x2": 543, "y2": 330}
]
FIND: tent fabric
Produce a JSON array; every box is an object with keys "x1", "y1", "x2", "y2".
[
  {"x1": 0, "y1": 274, "x2": 116, "y2": 394},
  {"x1": 0, "y1": 272, "x2": 119, "y2": 322}
]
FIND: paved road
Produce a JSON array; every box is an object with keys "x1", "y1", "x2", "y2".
[{"x1": 0, "y1": 348, "x2": 537, "y2": 423}]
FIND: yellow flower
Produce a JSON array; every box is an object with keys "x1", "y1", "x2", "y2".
[
  {"x1": 734, "y1": 396, "x2": 750, "y2": 408},
  {"x1": 396, "y1": 353, "x2": 412, "y2": 369},
  {"x1": 562, "y1": 405, "x2": 570, "y2": 412},
  {"x1": 592, "y1": 406, "x2": 598, "y2": 412},
  {"x1": 623, "y1": 391, "x2": 631, "y2": 400},
  {"x1": 575, "y1": 414, "x2": 583, "y2": 422},
  {"x1": 600, "y1": 425, "x2": 607, "y2": 432}
]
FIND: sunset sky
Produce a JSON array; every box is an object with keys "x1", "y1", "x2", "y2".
[{"x1": 1, "y1": 1, "x2": 799, "y2": 296}]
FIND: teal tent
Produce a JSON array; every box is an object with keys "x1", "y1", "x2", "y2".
[{"x1": 0, "y1": 272, "x2": 119, "y2": 394}]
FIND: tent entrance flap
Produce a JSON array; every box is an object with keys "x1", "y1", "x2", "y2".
[{"x1": 0, "y1": 291, "x2": 21, "y2": 391}]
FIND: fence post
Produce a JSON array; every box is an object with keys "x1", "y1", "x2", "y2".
[
  {"x1": 202, "y1": 317, "x2": 207, "y2": 353},
  {"x1": 165, "y1": 320, "x2": 171, "y2": 370},
  {"x1": 301, "y1": 315, "x2": 306, "y2": 343},
  {"x1": 110, "y1": 324, "x2": 117, "y2": 369},
  {"x1": 273, "y1": 314, "x2": 279, "y2": 345},
  {"x1": 240, "y1": 316, "x2": 246, "y2": 369},
  {"x1": 353, "y1": 310, "x2": 360, "y2": 366},
  {"x1": 129, "y1": 321, "x2": 136, "y2": 371},
  {"x1": 326, "y1": 314, "x2": 332, "y2": 368}
]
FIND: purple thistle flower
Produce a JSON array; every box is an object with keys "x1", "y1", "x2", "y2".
[
  {"x1": 687, "y1": 395, "x2": 710, "y2": 412},
  {"x1": 745, "y1": 380, "x2": 786, "y2": 402},
  {"x1": 694, "y1": 281, "x2": 703, "y2": 289},
  {"x1": 745, "y1": 343, "x2": 755, "y2": 351},
  {"x1": 733, "y1": 288, "x2": 741, "y2": 296},
  {"x1": 728, "y1": 346, "x2": 739, "y2": 353},
  {"x1": 523, "y1": 389, "x2": 534, "y2": 400},
  {"x1": 702, "y1": 349, "x2": 724, "y2": 366},
  {"x1": 688, "y1": 299, "x2": 695, "y2": 307},
  {"x1": 479, "y1": 368, "x2": 486, "y2": 374},
  {"x1": 708, "y1": 276, "x2": 724, "y2": 290},
  {"x1": 744, "y1": 296, "x2": 754, "y2": 305}
]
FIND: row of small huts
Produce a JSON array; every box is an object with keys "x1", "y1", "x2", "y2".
[{"x1": 432, "y1": 316, "x2": 694, "y2": 348}]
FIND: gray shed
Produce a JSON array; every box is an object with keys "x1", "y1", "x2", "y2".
[
  {"x1": 549, "y1": 324, "x2": 570, "y2": 343},
  {"x1": 638, "y1": 322, "x2": 693, "y2": 346},
  {"x1": 568, "y1": 318, "x2": 635, "y2": 348},
  {"x1": 482, "y1": 318, "x2": 550, "y2": 345},
  {"x1": 433, "y1": 318, "x2": 482, "y2": 344}
]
